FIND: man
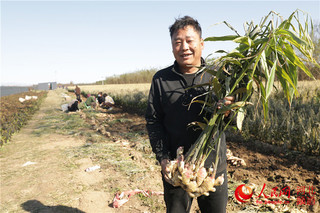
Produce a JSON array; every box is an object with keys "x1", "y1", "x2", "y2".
[
  {"x1": 75, "y1": 85, "x2": 82, "y2": 102},
  {"x1": 145, "y1": 16, "x2": 234, "y2": 213}
]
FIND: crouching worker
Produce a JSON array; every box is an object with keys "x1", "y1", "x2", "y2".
[
  {"x1": 97, "y1": 92, "x2": 105, "y2": 105},
  {"x1": 61, "y1": 99, "x2": 79, "y2": 112},
  {"x1": 84, "y1": 94, "x2": 97, "y2": 109},
  {"x1": 100, "y1": 93, "x2": 115, "y2": 110},
  {"x1": 68, "y1": 99, "x2": 79, "y2": 112}
]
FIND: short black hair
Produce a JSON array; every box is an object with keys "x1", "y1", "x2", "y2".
[{"x1": 169, "y1": 16, "x2": 202, "y2": 38}]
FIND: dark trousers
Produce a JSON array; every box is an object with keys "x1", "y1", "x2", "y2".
[
  {"x1": 76, "y1": 94, "x2": 81, "y2": 102},
  {"x1": 162, "y1": 169, "x2": 228, "y2": 213}
]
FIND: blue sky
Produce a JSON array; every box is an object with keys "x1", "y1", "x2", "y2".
[{"x1": 1, "y1": 0, "x2": 319, "y2": 86}]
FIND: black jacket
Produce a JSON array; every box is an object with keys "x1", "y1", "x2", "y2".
[
  {"x1": 97, "y1": 96, "x2": 105, "y2": 105},
  {"x1": 68, "y1": 100, "x2": 79, "y2": 112},
  {"x1": 145, "y1": 60, "x2": 227, "y2": 173}
]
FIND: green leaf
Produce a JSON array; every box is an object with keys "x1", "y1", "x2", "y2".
[
  {"x1": 219, "y1": 57, "x2": 242, "y2": 67},
  {"x1": 233, "y1": 36, "x2": 254, "y2": 47},
  {"x1": 212, "y1": 77, "x2": 222, "y2": 98},
  {"x1": 236, "y1": 43, "x2": 250, "y2": 53},
  {"x1": 259, "y1": 81, "x2": 268, "y2": 119},
  {"x1": 215, "y1": 50, "x2": 228, "y2": 54},
  {"x1": 254, "y1": 37, "x2": 270, "y2": 46},
  {"x1": 276, "y1": 66, "x2": 296, "y2": 91},
  {"x1": 205, "y1": 35, "x2": 239, "y2": 42},
  {"x1": 225, "y1": 77, "x2": 231, "y2": 95},
  {"x1": 250, "y1": 41, "x2": 270, "y2": 80},
  {"x1": 276, "y1": 29, "x2": 308, "y2": 48},
  {"x1": 260, "y1": 50, "x2": 268, "y2": 76},
  {"x1": 230, "y1": 87, "x2": 248, "y2": 97},
  {"x1": 224, "y1": 52, "x2": 245, "y2": 58},
  {"x1": 236, "y1": 107, "x2": 245, "y2": 131},
  {"x1": 191, "y1": 99, "x2": 210, "y2": 105},
  {"x1": 277, "y1": 42, "x2": 314, "y2": 79},
  {"x1": 246, "y1": 80, "x2": 253, "y2": 94},
  {"x1": 188, "y1": 121, "x2": 207, "y2": 130},
  {"x1": 218, "y1": 101, "x2": 253, "y2": 114},
  {"x1": 265, "y1": 58, "x2": 277, "y2": 100},
  {"x1": 231, "y1": 101, "x2": 253, "y2": 108}
]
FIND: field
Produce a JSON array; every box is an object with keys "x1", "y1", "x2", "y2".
[
  {"x1": 1, "y1": 82, "x2": 319, "y2": 212},
  {"x1": 0, "y1": 91, "x2": 47, "y2": 145},
  {"x1": 71, "y1": 80, "x2": 320, "y2": 155},
  {"x1": 68, "y1": 83, "x2": 151, "y2": 96},
  {"x1": 69, "y1": 80, "x2": 319, "y2": 96}
]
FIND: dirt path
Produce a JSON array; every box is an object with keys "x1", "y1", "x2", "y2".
[
  {"x1": 0, "y1": 89, "x2": 164, "y2": 213},
  {"x1": 1, "y1": 89, "x2": 319, "y2": 213}
]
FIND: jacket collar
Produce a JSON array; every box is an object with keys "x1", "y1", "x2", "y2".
[{"x1": 172, "y1": 58, "x2": 206, "y2": 76}]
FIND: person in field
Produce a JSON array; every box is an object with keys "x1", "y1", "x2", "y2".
[
  {"x1": 75, "y1": 85, "x2": 82, "y2": 102},
  {"x1": 100, "y1": 93, "x2": 115, "y2": 110},
  {"x1": 67, "y1": 99, "x2": 79, "y2": 112},
  {"x1": 61, "y1": 99, "x2": 79, "y2": 112},
  {"x1": 84, "y1": 94, "x2": 97, "y2": 109},
  {"x1": 97, "y1": 92, "x2": 105, "y2": 105},
  {"x1": 145, "y1": 16, "x2": 234, "y2": 213}
]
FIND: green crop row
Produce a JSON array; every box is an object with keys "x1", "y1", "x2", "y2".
[
  {"x1": 112, "y1": 91, "x2": 148, "y2": 115},
  {"x1": 0, "y1": 91, "x2": 47, "y2": 146},
  {"x1": 242, "y1": 87, "x2": 320, "y2": 155}
]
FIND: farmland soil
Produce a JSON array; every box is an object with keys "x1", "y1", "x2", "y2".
[{"x1": 1, "y1": 89, "x2": 319, "y2": 213}]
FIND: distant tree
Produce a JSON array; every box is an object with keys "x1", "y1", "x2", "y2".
[{"x1": 103, "y1": 68, "x2": 158, "y2": 84}]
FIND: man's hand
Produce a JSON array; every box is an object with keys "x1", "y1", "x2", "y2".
[
  {"x1": 218, "y1": 96, "x2": 235, "y2": 116},
  {"x1": 161, "y1": 159, "x2": 171, "y2": 183}
]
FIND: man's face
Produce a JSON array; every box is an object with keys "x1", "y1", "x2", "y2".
[{"x1": 171, "y1": 25, "x2": 204, "y2": 73}]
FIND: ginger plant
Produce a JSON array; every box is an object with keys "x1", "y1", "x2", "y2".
[{"x1": 166, "y1": 10, "x2": 320, "y2": 197}]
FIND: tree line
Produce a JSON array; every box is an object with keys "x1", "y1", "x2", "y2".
[
  {"x1": 96, "y1": 62, "x2": 319, "y2": 85},
  {"x1": 96, "y1": 68, "x2": 158, "y2": 85}
]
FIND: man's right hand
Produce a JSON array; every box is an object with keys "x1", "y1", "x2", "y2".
[
  {"x1": 161, "y1": 159, "x2": 171, "y2": 183},
  {"x1": 218, "y1": 96, "x2": 235, "y2": 117}
]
